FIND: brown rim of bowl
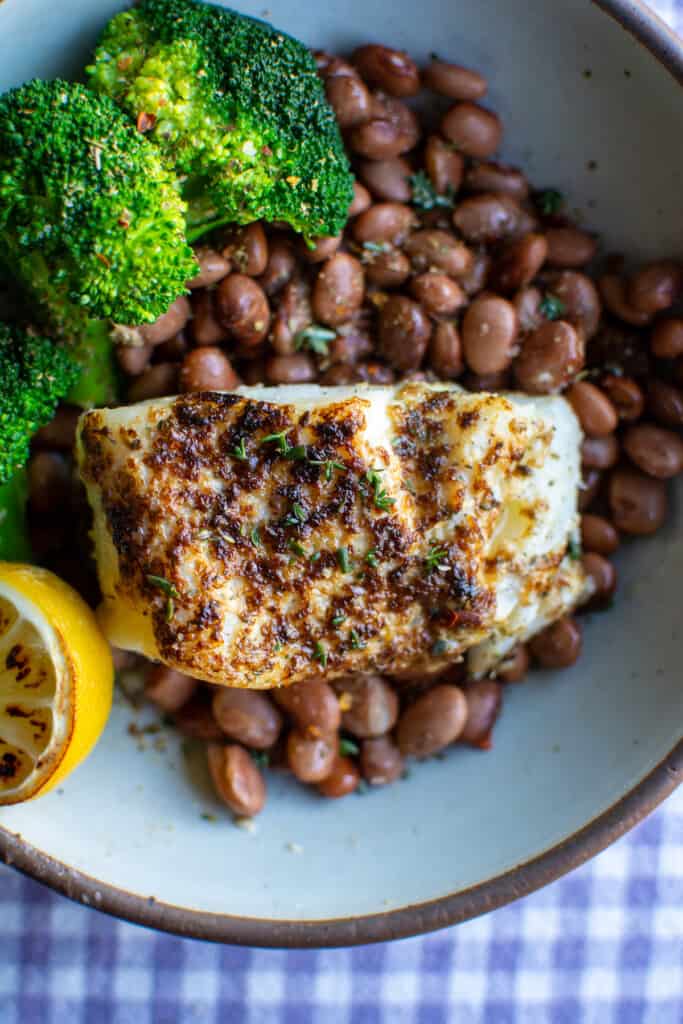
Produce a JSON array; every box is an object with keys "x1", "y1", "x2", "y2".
[{"x1": 1, "y1": 0, "x2": 682, "y2": 948}]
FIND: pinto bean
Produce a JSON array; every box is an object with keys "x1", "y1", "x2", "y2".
[
  {"x1": 566, "y1": 381, "x2": 618, "y2": 437},
  {"x1": 270, "y1": 276, "x2": 312, "y2": 355},
  {"x1": 353, "y1": 203, "x2": 417, "y2": 246},
  {"x1": 464, "y1": 161, "x2": 529, "y2": 200},
  {"x1": 258, "y1": 237, "x2": 297, "y2": 296},
  {"x1": 352, "y1": 44, "x2": 421, "y2": 97},
  {"x1": 424, "y1": 135, "x2": 465, "y2": 195},
  {"x1": 397, "y1": 685, "x2": 468, "y2": 757},
  {"x1": 180, "y1": 347, "x2": 240, "y2": 392},
  {"x1": 127, "y1": 363, "x2": 178, "y2": 402},
  {"x1": 460, "y1": 680, "x2": 502, "y2": 747},
  {"x1": 265, "y1": 353, "x2": 317, "y2": 384},
  {"x1": 216, "y1": 274, "x2": 270, "y2": 346},
  {"x1": 513, "y1": 320, "x2": 584, "y2": 393},
  {"x1": 490, "y1": 233, "x2": 548, "y2": 292},
  {"x1": 212, "y1": 688, "x2": 282, "y2": 749},
  {"x1": 622, "y1": 423, "x2": 683, "y2": 479},
  {"x1": 453, "y1": 194, "x2": 521, "y2": 243},
  {"x1": 600, "y1": 374, "x2": 645, "y2": 422},
  {"x1": 599, "y1": 275, "x2": 652, "y2": 327},
  {"x1": 404, "y1": 229, "x2": 473, "y2": 276},
  {"x1": 440, "y1": 102, "x2": 502, "y2": 158},
  {"x1": 312, "y1": 253, "x2": 365, "y2": 326},
  {"x1": 581, "y1": 435, "x2": 619, "y2": 470},
  {"x1": 340, "y1": 675, "x2": 399, "y2": 738},
  {"x1": 650, "y1": 317, "x2": 683, "y2": 359},
  {"x1": 116, "y1": 342, "x2": 152, "y2": 376},
  {"x1": 423, "y1": 60, "x2": 487, "y2": 100},
  {"x1": 462, "y1": 294, "x2": 518, "y2": 374},
  {"x1": 410, "y1": 272, "x2": 465, "y2": 316},
  {"x1": 187, "y1": 248, "x2": 231, "y2": 288},
  {"x1": 287, "y1": 730, "x2": 337, "y2": 782},
  {"x1": 378, "y1": 295, "x2": 432, "y2": 370},
  {"x1": 429, "y1": 320, "x2": 464, "y2": 378},
  {"x1": 495, "y1": 645, "x2": 530, "y2": 683},
  {"x1": 545, "y1": 227, "x2": 597, "y2": 267},
  {"x1": 207, "y1": 743, "x2": 266, "y2": 817},
  {"x1": 273, "y1": 678, "x2": 341, "y2": 736},
  {"x1": 300, "y1": 234, "x2": 342, "y2": 265},
  {"x1": 358, "y1": 157, "x2": 413, "y2": 202},
  {"x1": 145, "y1": 666, "x2": 197, "y2": 713},
  {"x1": 513, "y1": 285, "x2": 544, "y2": 333},
  {"x1": 325, "y1": 72, "x2": 371, "y2": 126},
  {"x1": 628, "y1": 261, "x2": 682, "y2": 315},
  {"x1": 348, "y1": 181, "x2": 372, "y2": 218},
  {"x1": 647, "y1": 379, "x2": 683, "y2": 428},
  {"x1": 581, "y1": 514, "x2": 620, "y2": 555},
  {"x1": 544, "y1": 270, "x2": 601, "y2": 339},
  {"x1": 582, "y1": 552, "x2": 617, "y2": 602},
  {"x1": 221, "y1": 223, "x2": 269, "y2": 277},
  {"x1": 579, "y1": 467, "x2": 603, "y2": 512},
  {"x1": 609, "y1": 467, "x2": 668, "y2": 534},
  {"x1": 32, "y1": 405, "x2": 80, "y2": 451},
  {"x1": 140, "y1": 295, "x2": 191, "y2": 346},
  {"x1": 190, "y1": 290, "x2": 226, "y2": 345},
  {"x1": 365, "y1": 247, "x2": 412, "y2": 288},
  {"x1": 529, "y1": 617, "x2": 582, "y2": 669},
  {"x1": 318, "y1": 756, "x2": 360, "y2": 798},
  {"x1": 360, "y1": 736, "x2": 405, "y2": 785}
]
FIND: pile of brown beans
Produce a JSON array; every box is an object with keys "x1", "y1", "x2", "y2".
[{"x1": 28, "y1": 42, "x2": 683, "y2": 817}]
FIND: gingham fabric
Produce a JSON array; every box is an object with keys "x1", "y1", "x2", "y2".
[{"x1": 2, "y1": 2, "x2": 683, "y2": 1020}]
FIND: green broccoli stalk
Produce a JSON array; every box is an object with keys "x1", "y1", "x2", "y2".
[
  {"x1": 0, "y1": 79, "x2": 197, "y2": 326},
  {"x1": 0, "y1": 470, "x2": 32, "y2": 562},
  {"x1": 0, "y1": 323, "x2": 79, "y2": 486},
  {"x1": 87, "y1": 0, "x2": 354, "y2": 240}
]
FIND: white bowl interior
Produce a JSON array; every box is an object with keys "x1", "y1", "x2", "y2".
[{"x1": 0, "y1": 0, "x2": 681, "y2": 924}]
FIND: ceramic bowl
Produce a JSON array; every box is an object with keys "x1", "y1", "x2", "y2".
[{"x1": 0, "y1": 0, "x2": 681, "y2": 948}]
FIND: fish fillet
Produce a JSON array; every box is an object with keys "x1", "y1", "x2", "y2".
[{"x1": 75, "y1": 382, "x2": 588, "y2": 688}]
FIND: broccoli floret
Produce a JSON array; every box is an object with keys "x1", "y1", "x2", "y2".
[
  {"x1": 0, "y1": 323, "x2": 79, "y2": 486},
  {"x1": 0, "y1": 79, "x2": 197, "y2": 325},
  {"x1": 87, "y1": 0, "x2": 354, "y2": 239}
]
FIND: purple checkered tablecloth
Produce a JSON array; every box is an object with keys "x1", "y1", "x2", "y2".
[{"x1": 1, "y1": 2, "x2": 682, "y2": 1021}]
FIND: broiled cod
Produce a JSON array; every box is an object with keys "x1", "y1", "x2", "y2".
[{"x1": 76, "y1": 382, "x2": 588, "y2": 688}]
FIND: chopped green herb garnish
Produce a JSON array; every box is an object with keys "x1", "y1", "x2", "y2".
[
  {"x1": 164, "y1": 597, "x2": 175, "y2": 622},
  {"x1": 432, "y1": 639, "x2": 449, "y2": 656},
  {"x1": 289, "y1": 538, "x2": 306, "y2": 557},
  {"x1": 284, "y1": 444, "x2": 308, "y2": 461},
  {"x1": 365, "y1": 548, "x2": 379, "y2": 568},
  {"x1": 339, "y1": 737, "x2": 360, "y2": 757},
  {"x1": 365, "y1": 467, "x2": 396, "y2": 512},
  {"x1": 251, "y1": 751, "x2": 270, "y2": 769},
  {"x1": 425, "y1": 544, "x2": 448, "y2": 572},
  {"x1": 539, "y1": 293, "x2": 567, "y2": 320},
  {"x1": 310, "y1": 551, "x2": 321, "y2": 563},
  {"x1": 313, "y1": 640, "x2": 328, "y2": 668},
  {"x1": 250, "y1": 526, "x2": 261, "y2": 547},
  {"x1": 337, "y1": 546, "x2": 352, "y2": 573},
  {"x1": 536, "y1": 188, "x2": 564, "y2": 215},
  {"x1": 331, "y1": 613, "x2": 346, "y2": 627},
  {"x1": 409, "y1": 170, "x2": 455, "y2": 211},
  {"x1": 273, "y1": 641, "x2": 283, "y2": 653},
  {"x1": 350, "y1": 629, "x2": 365, "y2": 650},
  {"x1": 294, "y1": 324, "x2": 337, "y2": 356},
  {"x1": 232, "y1": 437, "x2": 248, "y2": 461},
  {"x1": 284, "y1": 502, "x2": 307, "y2": 527},
  {"x1": 356, "y1": 779, "x2": 369, "y2": 795},
  {"x1": 362, "y1": 240, "x2": 391, "y2": 254},
  {"x1": 311, "y1": 458, "x2": 346, "y2": 481},
  {"x1": 568, "y1": 537, "x2": 582, "y2": 561},
  {"x1": 261, "y1": 431, "x2": 290, "y2": 453},
  {"x1": 200, "y1": 812, "x2": 218, "y2": 822},
  {"x1": 146, "y1": 574, "x2": 179, "y2": 598}
]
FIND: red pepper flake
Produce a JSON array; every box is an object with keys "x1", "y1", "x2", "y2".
[
  {"x1": 117, "y1": 55, "x2": 133, "y2": 71},
  {"x1": 262, "y1": 145, "x2": 273, "y2": 156},
  {"x1": 95, "y1": 252, "x2": 111, "y2": 268},
  {"x1": 136, "y1": 111, "x2": 157, "y2": 133}
]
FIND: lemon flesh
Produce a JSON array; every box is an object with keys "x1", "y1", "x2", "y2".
[{"x1": 0, "y1": 563, "x2": 113, "y2": 805}]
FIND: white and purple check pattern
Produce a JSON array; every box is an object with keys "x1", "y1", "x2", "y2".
[{"x1": 1, "y1": 3, "x2": 682, "y2": 1020}]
